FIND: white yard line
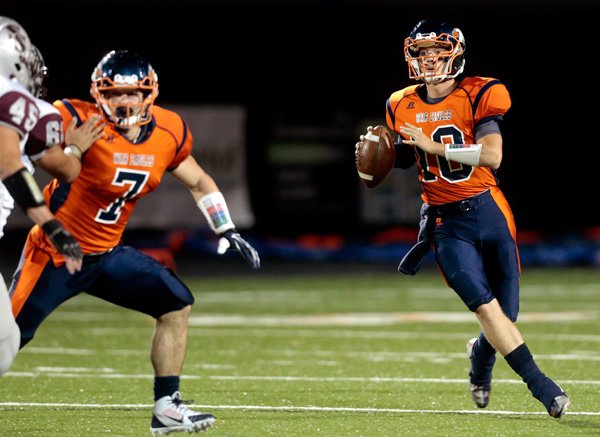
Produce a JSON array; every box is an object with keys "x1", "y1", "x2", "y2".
[
  {"x1": 48, "y1": 310, "x2": 600, "y2": 324},
  {"x1": 49, "y1": 310, "x2": 487, "y2": 324},
  {"x1": 19, "y1": 346, "x2": 600, "y2": 363},
  {"x1": 0, "y1": 401, "x2": 597, "y2": 416},
  {"x1": 191, "y1": 328, "x2": 600, "y2": 344},
  {"x1": 185, "y1": 311, "x2": 600, "y2": 325},
  {"x1": 5, "y1": 371, "x2": 600, "y2": 386}
]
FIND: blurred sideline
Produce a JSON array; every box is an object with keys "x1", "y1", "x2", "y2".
[{"x1": 4, "y1": 227, "x2": 598, "y2": 279}]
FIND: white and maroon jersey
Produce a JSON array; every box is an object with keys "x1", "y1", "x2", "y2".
[{"x1": 0, "y1": 74, "x2": 64, "y2": 239}]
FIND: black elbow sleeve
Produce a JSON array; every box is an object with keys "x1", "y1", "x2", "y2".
[
  {"x1": 2, "y1": 167, "x2": 45, "y2": 211},
  {"x1": 395, "y1": 142, "x2": 416, "y2": 169}
]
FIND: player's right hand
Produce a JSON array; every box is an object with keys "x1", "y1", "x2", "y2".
[
  {"x1": 41, "y1": 219, "x2": 83, "y2": 274},
  {"x1": 356, "y1": 126, "x2": 374, "y2": 156}
]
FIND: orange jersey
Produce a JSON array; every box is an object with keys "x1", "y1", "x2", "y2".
[
  {"x1": 386, "y1": 76, "x2": 511, "y2": 205},
  {"x1": 33, "y1": 99, "x2": 192, "y2": 257}
]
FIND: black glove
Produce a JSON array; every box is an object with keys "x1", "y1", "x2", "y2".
[
  {"x1": 41, "y1": 219, "x2": 83, "y2": 260},
  {"x1": 217, "y1": 229, "x2": 261, "y2": 269}
]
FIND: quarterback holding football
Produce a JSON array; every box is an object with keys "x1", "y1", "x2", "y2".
[{"x1": 357, "y1": 17, "x2": 570, "y2": 418}]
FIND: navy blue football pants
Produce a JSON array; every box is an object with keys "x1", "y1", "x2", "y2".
[
  {"x1": 10, "y1": 244, "x2": 195, "y2": 348},
  {"x1": 429, "y1": 188, "x2": 521, "y2": 320}
]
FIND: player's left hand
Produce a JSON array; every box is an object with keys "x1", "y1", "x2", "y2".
[{"x1": 217, "y1": 230, "x2": 261, "y2": 269}]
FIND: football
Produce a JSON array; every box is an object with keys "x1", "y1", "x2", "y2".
[{"x1": 355, "y1": 125, "x2": 396, "y2": 188}]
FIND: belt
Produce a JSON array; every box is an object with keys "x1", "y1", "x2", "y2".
[
  {"x1": 85, "y1": 247, "x2": 114, "y2": 257},
  {"x1": 429, "y1": 190, "x2": 489, "y2": 216}
]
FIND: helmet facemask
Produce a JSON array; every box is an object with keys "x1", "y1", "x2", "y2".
[
  {"x1": 90, "y1": 50, "x2": 159, "y2": 128},
  {"x1": 91, "y1": 76, "x2": 157, "y2": 127},
  {"x1": 404, "y1": 30, "x2": 465, "y2": 84}
]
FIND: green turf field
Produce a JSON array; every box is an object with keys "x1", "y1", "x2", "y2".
[{"x1": 1, "y1": 267, "x2": 599, "y2": 436}]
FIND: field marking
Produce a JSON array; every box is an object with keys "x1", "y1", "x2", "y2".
[
  {"x1": 184, "y1": 311, "x2": 599, "y2": 326},
  {"x1": 257, "y1": 349, "x2": 600, "y2": 362},
  {"x1": 193, "y1": 284, "x2": 600, "y2": 300},
  {"x1": 81, "y1": 326, "x2": 600, "y2": 344},
  {"x1": 0, "y1": 401, "x2": 598, "y2": 416},
  {"x1": 48, "y1": 310, "x2": 600, "y2": 325},
  {"x1": 19, "y1": 346, "x2": 600, "y2": 364},
  {"x1": 5, "y1": 371, "x2": 600, "y2": 386}
]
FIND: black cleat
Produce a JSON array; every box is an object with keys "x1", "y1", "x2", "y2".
[
  {"x1": 467, "y1": 337, "x2": 491, "y2": 408},
  {"x1": 548, "y1": 394, "x2": 570, "y2": 418},
  {"x1": 469, "y1": 383, "x2": 491, "y2": 408}
]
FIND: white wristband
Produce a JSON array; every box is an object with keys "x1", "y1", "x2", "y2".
[
  {"x1": 64, "y1": 144, "x2": 82, "y2": 160},
  {"x1": 444, "y1": 143, "x2": 482, "y2": 166},
  {"x1": 197, "y1": 191, "x2": 235, "y2": 234}
]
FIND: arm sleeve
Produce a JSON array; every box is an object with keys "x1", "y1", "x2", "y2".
[
  {"x1": 474, "y1": 119, "x2": 501, "y2": 142},
  {"x1": 394, "y1": 140, "x2": 416, "y2": 169}
]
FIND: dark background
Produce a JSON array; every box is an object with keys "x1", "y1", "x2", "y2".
[{"x1": 3, "y1": 0, "x2": 599, "y2": 235}]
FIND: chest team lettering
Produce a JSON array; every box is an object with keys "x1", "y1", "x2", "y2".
[
  {"x1": 113, "y1": 153, "x2": 155, "y2": 167},
  {"x1": 415, "y1": 110, "x2": 453, "y2": 123}
]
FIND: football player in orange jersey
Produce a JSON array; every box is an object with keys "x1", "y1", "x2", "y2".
[
  {"x1": 357, "y1": 18, "x2": 569, "y2": 418},
  {"x1": 9, "y1": 49, "x2": 260, "y2": 434}
]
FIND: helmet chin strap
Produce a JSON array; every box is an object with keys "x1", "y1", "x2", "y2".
[
  {"x1": 120, "y1": 115, "x2": 141, "y2": 126},
  {"x1": 422, "y1": 57, "x2": 463, "y2": 85},
  {"x1": 423, "y1": 75, "x2": 451, "y2": 85}
]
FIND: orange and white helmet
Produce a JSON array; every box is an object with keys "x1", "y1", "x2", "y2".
[
  {"x1": 404, "y1": 18, "x2": 466, "y2": 84},
  {"x1": 90, "y1": 49, "x2": 159, "y2": 127}
]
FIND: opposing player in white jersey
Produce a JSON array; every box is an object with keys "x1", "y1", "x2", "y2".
[{"x1": 0, "y1": 16, "x2": 103, "y2": 375}]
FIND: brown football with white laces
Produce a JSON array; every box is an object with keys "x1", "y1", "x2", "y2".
[{"x1": 355, "y1": 125, "x2": 396, "y2": 188}]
